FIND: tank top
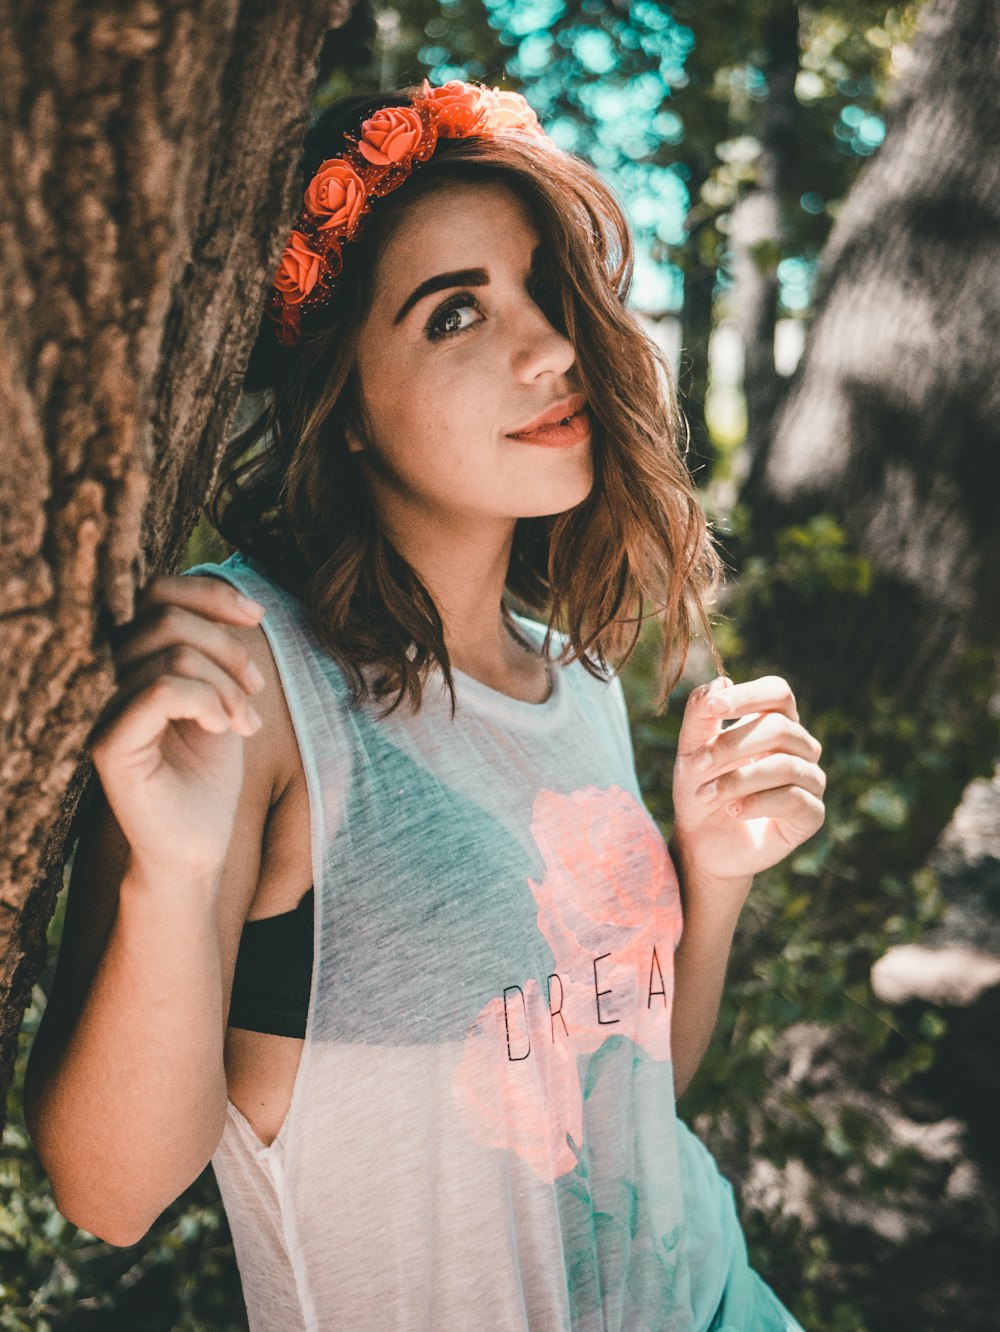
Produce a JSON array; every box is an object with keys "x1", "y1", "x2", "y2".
[{"x1": 182, "y1": 551, "x2": 803, "y2": 1332}]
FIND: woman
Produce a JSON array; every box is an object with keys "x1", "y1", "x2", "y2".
[{"x1": 25, "y1": 80, "x2": 825, "y2": 1330}]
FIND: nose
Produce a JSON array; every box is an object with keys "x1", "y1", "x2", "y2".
[{"x1": 510, "y1": 298, "x2": 577, "y2": 383}]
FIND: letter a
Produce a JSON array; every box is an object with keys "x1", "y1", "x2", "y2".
[{"x1": 648, "y1": 946, "x2": 667, "y2": 1009}]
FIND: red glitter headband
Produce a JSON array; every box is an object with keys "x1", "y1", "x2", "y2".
[{"x1": 267, "y1": 79, "x2": 549, "y2": 348}]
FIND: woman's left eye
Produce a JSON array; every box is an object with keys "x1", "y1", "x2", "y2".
[{"x1": 425, "y1": 294, "x2": 483, "y2": 341}]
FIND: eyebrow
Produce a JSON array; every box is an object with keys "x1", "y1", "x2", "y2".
[{"x1": 392, "y1": 246, "x2": 544, "y2": 326}]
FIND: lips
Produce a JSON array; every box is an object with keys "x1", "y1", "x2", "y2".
[{"x1": 507, "y1": 393, "x2": 588, "y2": 438}]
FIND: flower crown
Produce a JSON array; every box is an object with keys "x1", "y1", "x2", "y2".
[{"x1": 267, "y1": 79, "x2": 548, "y2": 348}]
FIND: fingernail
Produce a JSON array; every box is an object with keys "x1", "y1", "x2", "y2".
[
  {"x1": 691, "y1": 747, "x2": 712, "y2": 771},
  {"x1": 246, "y1": 662, "x2": 266, "y2": 691},
  {"x1": 247, "y1": 707, "x2": 263, "y2": 733},
  {"x1": 706, "y1": 693, "x2": 730, "y2": 714},
  {"x1": 236, "y1": 594, "x2": 265, "y2": 618},
  {"x1": 698, "y1": 780, "x2": 718, "y2": 802}
]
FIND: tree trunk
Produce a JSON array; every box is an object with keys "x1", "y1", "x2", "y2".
[
  {"x1": 728, "y1": 0, "x2": 800, "y2": 493},
  {"x1": 740, "y1": 0, "x2": 1000, "y2": 720},
  {"x1": 0, "y1": 0, "x2": 354, "y2": 1131},
  {"x1": 678, "y1": 255, "x2": 716, "y2": 480}
]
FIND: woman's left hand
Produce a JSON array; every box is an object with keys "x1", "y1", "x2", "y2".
[{"x1": 669, "y1": 673, "x2": 826, "y2": 894}]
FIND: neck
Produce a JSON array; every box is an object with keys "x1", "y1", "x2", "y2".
[{"x1": 379, "y1": 509, "x2": 547, "y2": 694}]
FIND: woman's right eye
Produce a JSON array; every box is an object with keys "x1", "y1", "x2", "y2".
[{"x1": 425, "y1": 294, "x2": 484, "y2": 341}]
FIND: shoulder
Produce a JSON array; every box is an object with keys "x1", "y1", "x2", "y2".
[{"x1": 237, "y1": 620, "x2": 301, "y2": 802}]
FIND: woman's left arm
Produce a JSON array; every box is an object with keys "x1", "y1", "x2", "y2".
[{"x1": 666, "y1": 673, "x2": 827, "y2": 1099}]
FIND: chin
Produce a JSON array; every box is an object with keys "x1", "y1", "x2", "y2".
[
  {"x1": 556, "y1": 462, "x2": 596, "y2": 512},
  {"x1": 505, "y1": 452, "x2": 595, "y2": 518},
  {"x1": 520, "y1": 483, "x2": 594, "y2": 519}
]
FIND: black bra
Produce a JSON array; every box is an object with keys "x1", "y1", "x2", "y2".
[{"x1": 228, "y1": 889, "x2": 314, "y2": 1039}]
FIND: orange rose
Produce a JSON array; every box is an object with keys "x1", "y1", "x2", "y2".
[
  {"x1": 416, "y1": 79, "x2": 492, "y2": 137},
  {"x1": 304, "y1": 158, "x2": 367, "y2": 234},
  {"x1": 486, "y1": 88, "x2": 543, "y2": 136},
  {"x1": 272, "y1": 230, "x2": 325, "y2": 304},
  {"x1": 358, "y1": 105, "x2": 425, "y2": 166}
]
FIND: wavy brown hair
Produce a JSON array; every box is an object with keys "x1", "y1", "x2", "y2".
[{"x1": 206, "y1": 85, "x2": 724, "y2": 718}]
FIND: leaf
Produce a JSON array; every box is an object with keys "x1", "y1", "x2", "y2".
[{"x1": 856, "y1": 783, "x2": 909, "y2": 829}]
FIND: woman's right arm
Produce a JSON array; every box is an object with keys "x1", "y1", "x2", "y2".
[{"x1": 22, "y1": 574, "x2": 278, "y2": 1247}]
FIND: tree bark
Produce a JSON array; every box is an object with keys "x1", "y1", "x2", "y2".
[
  {"x1": 743, "y1": 0, "x2": 1000, "y2": 711},
  {"x1": 728, "y1": 0, "x2": 800, "y2": 494},
  {"x1": 678, "y1": 254, "x2": 716, "y2": 481},
  {"x1": 0, "y1": 0, "x2": 353, "y2": 1131}
]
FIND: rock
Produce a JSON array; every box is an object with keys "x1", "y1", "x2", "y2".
[{"x1": 871, "y1": 943, "x2": 1000, "y2": 1006}]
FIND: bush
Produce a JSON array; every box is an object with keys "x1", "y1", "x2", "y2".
[{"x1": 622, "y1": 511, "x2": 1000, "y2": 1331}]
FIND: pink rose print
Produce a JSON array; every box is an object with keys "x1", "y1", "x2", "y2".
[
  {"x1": 452, "y1": 785, "x2": 683, "y2": 1182},
  {"x1": 528, "y1": 785, "x2": 682, "y2": 1062},
  {"x1": 452, "y1": 978, "x2": 582, "y2": 1185}
]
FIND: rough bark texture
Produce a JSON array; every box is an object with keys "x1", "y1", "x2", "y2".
[
  {"x1": 677, "y1": 256, "x2": 715, "y2": 480},
  {"x1": 742, "y1": 0, "x2": 1000, "y2": 711},
  {"x1": 0, "y1": 0, "x2": 353, "y2": 1132}
]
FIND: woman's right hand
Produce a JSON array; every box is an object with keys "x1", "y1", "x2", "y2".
[{"x1": 86, "y1": 574, "x2": 270, "y2": 884}]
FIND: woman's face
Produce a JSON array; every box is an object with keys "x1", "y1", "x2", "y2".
[{"x1": 348, "y1": 180, "x2": 594, "y2": 541}]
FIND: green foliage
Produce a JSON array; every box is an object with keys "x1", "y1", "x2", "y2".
[
  {"x1": 362, "y1": 0, "x2": 924, "y2": 319},
  {"x1": 182, "y1": 515, "x2": 231, "y2": 571},
  {"x1": 621, "y1": 509, "x2": 999, "y2": 1331}
]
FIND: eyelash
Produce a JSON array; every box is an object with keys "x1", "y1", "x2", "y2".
[
  {"x1": 424, "y1": 292, "x2": 484, "y2": 342},
  {"x1": 422, "y1": 273, "x2": 560, "y2": 342}
]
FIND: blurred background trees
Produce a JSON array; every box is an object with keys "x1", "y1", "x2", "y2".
[{"x1": 3, "y1": 1, "x2": 998, "y2": 1328}]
